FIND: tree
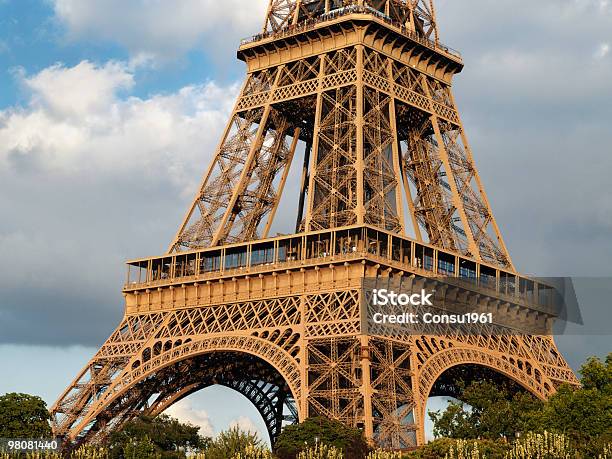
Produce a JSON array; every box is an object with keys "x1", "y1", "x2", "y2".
[
  {"x1": 429, "y1": 380, "x2": 543, "y2": 440},
  {"x1": 203, "y1": 426, "x2": 264, "y2": 459},
  {"x1": 537, "y1": 354, "x2": 612, "y2": 457},
  {"x1": 429, "y1": 354, "x2": 612, "y2": 457},
  {"x1": 580, "y1": 354, "x2": 612, "y2": 394},
  {"x1": 0, "y1": 392, "x2": 52, "y2": 438},
  {"x1": 274, "y1": 417, "x2": 369, "y2": 459},
  {"x1": 123, "y1": 436, "x2": 161, "y2": 459},
  {"x1": 108, "y1": 414, "x2": 209, "y2": 458}
]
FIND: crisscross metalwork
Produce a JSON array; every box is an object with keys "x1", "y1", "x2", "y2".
[{"x1": 52, "y1": 1, "x2": 576, "y2": 450}]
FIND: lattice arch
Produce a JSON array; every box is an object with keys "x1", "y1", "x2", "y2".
[
  {"x1": 52, "y1": 0, "x2": 579, "y2": 449},
  {"x1": 142, "y1": 354, "x2": 299, "y2": 443},
  {"x1": 64, "y1": 335, "x2": 302, "y2": 443},
  {"x1": 416, "y1": 346, "x2": 555, "y2": 435}
]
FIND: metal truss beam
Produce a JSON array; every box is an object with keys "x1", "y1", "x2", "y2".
[{"x1": 52, "y1": 3, "x2": 573, "y2": 452}]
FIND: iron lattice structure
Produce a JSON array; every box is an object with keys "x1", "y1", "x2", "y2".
[{"x1": 51, "y1": 0, "x2": 577, "y2": 449}]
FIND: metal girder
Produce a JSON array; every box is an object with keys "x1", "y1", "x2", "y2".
[
  {"x1": 52, "y1": 2, "x2": 576, "y2": 452},
  {"x1": 171, "y1": 37, "x2": 512, "y2": 267},
  {"x1": 264, "y1": 0, "x2": 438, "y2": 43},
  {"x1": 50, "y1": 264, "x2": 577, "y2": 448}
]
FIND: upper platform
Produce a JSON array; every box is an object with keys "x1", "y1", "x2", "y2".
[
  {"x1": 238, "y1": 4, "x2": 463, "y2": 76},
  {"x1": 124, "y1": 224, "x2": 556, "y2": 319}
]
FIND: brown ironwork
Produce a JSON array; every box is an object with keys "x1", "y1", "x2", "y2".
[{"x1": 51, "y1": 0, "x2": 576, "y2": 450}]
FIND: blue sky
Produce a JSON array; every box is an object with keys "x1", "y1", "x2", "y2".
[
  {"x1": 0, "y1": 0, "x2": 611, "y2": 444},
  {"x1": 0, "y1": 0, "x2": 245, "y2": 107},
  {"x1": 0, "y1": 0, "x2": 272, "y2": 439}
]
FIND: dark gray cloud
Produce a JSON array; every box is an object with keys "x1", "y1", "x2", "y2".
[
  {"x1": 0, "y1": 70, "x2": 234, "y2": 346},
  {"x1": 436, "y1": 0, "x2": 612, "y2": 277},
  {"x1": 0, "y1": 168, "x2": 187, "y2": 346},
  {"x1": 434, "y1": 0, "x2": 612, "y2": 367},
  {"x1": 0, "y1": 1, "x2": 610, "y2": 367}
]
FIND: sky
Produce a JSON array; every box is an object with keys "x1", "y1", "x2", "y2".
[{"x1": 0, "y1": 0, "x2": 611, "y2": 444}]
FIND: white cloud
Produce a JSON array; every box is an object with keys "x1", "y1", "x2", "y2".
[
  {"x1": 24, "y1": 61, "x2": 133, "y2": 118},
  {"x1": 51, "y1": 0, "x2": 269, "y2": 62},
  {"x1": 435, "y1": 0, "x2": 612, "y2": 108},
  {"x1": 0, "y1": 60, "x2": 238, "y2": 192},
  {"x1": 595, "y1": 42, "x2": 610, "y2": 58},
  {"x1": 0, "y1": 59, "x2": 240, "y2": 346},
  {"x1": 165, "y1": 398, "x2": 215, "y2": 437},
  {"x1": 567, "y1": 0, "x2": 611, "y2": 13},
  {"x1": 163, "y1": 400, "x2": 263, "y2": 440},
  {"x1": 229, "y1": 416, "x2": 264, "y2": 438}
]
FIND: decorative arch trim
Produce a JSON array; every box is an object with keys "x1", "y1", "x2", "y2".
[
  {"x1": 68, "y1": 335, "x2": 301, "y2": 441},
  {"x1": 419, "y1": 347, "x2": 553, "y2": 404},
  {"x1": 416, "y1": 346, "x2": 555, "y2": 438}
]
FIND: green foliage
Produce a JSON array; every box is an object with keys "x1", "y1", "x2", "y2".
[
  {"x1": 0, "y1": 393, "x2": 52, "y2": 438},
  {"x1": 538, "y1": 383, "x2": 611, "y2": 456},
  {"x1": 297, "y1": 444, "x2": 344, "y2": 459},
  {"x1": 70, "y1": 445, "x2": 110, "y2": 459},
  {"x1": 123, "y1": 436, "x2": 161, "y2": 459},
  {"x1": 536, "y1": 354, "x2": 612, "y2": 457},
  {"x1": 504, "y1": 431, "x2": 575, "y2": 459},
  {"x1": 429, "y1": 381, "x2": 543, "y2": 440},
  {"x1": 444, "y1": 439, "x2": 487, "y2": 459},
  {"x1": 202, "y1": 426, "x2": 264, "y2": 459},
  {"x1": 274, "y1": 417, "x2": 369, "y2": 459},
  {"x1": 0, "y1": 445, "x2": 110, "y2": 459},
  {"x1": 108, "y1": 414, "x2": 208, "y2": 458},
  {"x1": 403, "y1": 438, "x2": 509, "y2": 459},
  {"x1": 229, "y1": 444, "x2": 274, "y2": 459},
  {"x1": 580, "y1": 355, "x2": 612, "y2": 394},
  {"x1": 428, "y1": 354, "x2": 612, "y2": 458}
]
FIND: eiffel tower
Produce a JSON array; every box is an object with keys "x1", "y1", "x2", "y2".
[{"x1": 51, "y1": 0, "x2": 578, "y2": 449}]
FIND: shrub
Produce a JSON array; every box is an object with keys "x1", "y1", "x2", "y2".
[
  {"x1": 275, "y1": 417, "x2": 369, "y2": 459},
  {"x1": 0, "y1": 445, "x2": 113, "y2": 458},
  {"x1": 444, "y1": 439, "x2": 485, "y2": 459},
  {"x1": 230, "y1": 444, "x2": 274, "y2": 459},
  {"x1": 71, "y1": 445, "x2": 110, "y2": 459},
  {"x1": 297, "y1": 444, "x2": 344, "y2": 459},
  {"x1": 404, "y1": 438, "x2": 508, "y2": 459},
  {"x1": 202, "y1": 426, "x2": 264, "y2": 459},
  {"x1": 123, "y1": 436, "x2": 161, "y2": 459},
  {"x1": 504, "y1": 431, "x2": 574, "y2": 459},
  {"x1": 108, "y1": 414, "x2": 207, "y2": 458}
]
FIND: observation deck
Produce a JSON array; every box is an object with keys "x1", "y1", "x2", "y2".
[
  {"x1": 123, "y1": 225, "x2": 557, "y2": 320},
  {"x1": 238, "y1": 5, "x2": 463, "y2": 76}
]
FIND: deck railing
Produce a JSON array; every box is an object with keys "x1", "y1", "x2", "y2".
[
  {"x1": 124, "y1": 225, "x2": 555, "y2": 314},
  {"x1": 240, "y1": 5, "x2": 461, "y2": 61}
]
